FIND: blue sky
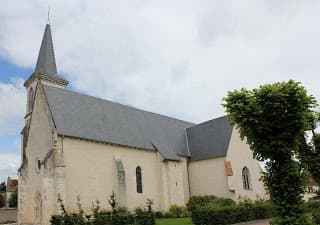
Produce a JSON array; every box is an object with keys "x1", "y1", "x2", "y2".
[
  {"x1": 0, "y1": 58, "x2": 31, "y2": 83},
  {"x1": 1, "y1": 0, "x2": 320, "y2": 182},
  {"x1": 0, "y1": 58, "x2": 31, "y2": 182},
  {"x1": 0, "y1": 59, "x2": 29, "y2": 151}
]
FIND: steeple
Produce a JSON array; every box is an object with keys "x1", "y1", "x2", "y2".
[
  {"x1": 24, "y1": 22, "x2": 68, "y2": 88},
  {"x1": 35, "y1": 23, "x2": 58, "y2": 77}
]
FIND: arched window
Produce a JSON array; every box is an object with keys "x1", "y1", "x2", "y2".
[
  {"x1": 28, "y1": 88, "x2": 34, "y2": 112},
  {"x1": 242, "y1": 167, "x2": 251, "y2": 190},
  {"x1": 136, "y1": 166, "x2": 143, "y2": 193}
]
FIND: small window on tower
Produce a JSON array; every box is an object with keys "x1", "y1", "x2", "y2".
[
  {"x1": 35, "y1": 158, "x2": 41, "y2": 173},
  {"x1": 136, "y1": 166, "x2": 143, "y2": 193}
]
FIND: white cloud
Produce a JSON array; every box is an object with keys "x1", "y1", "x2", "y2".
[
  {"x1": 0, "y1": 79, "x2": 25, "y2": 136},
  {"x1": 0, "y1": 151, "x2": 20, "y2": 183},
  {"x1": 0, "y1": 0, "x2": 319, "y2": 123}
]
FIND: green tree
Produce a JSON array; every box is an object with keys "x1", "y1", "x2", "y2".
[
  {"x1": 0, "y1": 182, "x2": 6, "y2": 192},
  {"x1": 296, "y1": 113, "x2": 320, "y2": 189},
  {"x1": 223, "y1": 80, "x2": 317, "y2": 225},
  {"x1": 8, "y1": 188, "x2": 17, "y2": 208},
  {"x1": 0, "y1": 194, "x2": 5, "y2": 208}
]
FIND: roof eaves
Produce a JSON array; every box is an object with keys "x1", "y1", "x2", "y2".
[
  {"x1": 190, "y1": 153, "x2": 227, "y2": 162},
  {"x1": 61, "y1": 134, "x2": 157, "y2": 153}
]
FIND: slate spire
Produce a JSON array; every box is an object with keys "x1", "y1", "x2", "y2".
[
  {"x1": 25, "y1": 22, "x2": 68, "y2": 88},
  {"x1": 34, "y1": 23, "x2": 58, "y2": 77}
]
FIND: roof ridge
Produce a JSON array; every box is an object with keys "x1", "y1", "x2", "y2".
[{"x1": 43, "y1": 84, "x2": 195, "y2": 126}]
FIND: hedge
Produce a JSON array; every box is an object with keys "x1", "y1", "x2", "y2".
[
  {"x1": 187, "y1": 195, "x2": 236, "y2": 212},
  {"x1": 50, "y1": 193, "x2": 155, "y2": 225},
  {"x1": 191, "y1": 200, "x2": 275, "y2": 225}
]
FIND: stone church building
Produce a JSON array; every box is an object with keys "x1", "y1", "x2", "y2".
[{"x1": 18, "y1": 23, "x2": 266, "y2": 225}]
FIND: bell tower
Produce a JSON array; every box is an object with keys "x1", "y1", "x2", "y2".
[
  {"x1": 21, "y1": 22, "x2": 68, "y2": 159},
  {"x1": 24, "y1": 22, "x2": 68, "y2": 120}
]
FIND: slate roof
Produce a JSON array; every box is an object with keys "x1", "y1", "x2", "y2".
[
  {"x1": 34, "y1": 24, "x2": 65, "y2": 81},
  {"x1": 186, "y1": 116, "x2": 233, "y2": 161},
  {"x1": 43, "y1": 85, "x2": 194, "y2": 160},
  {"x1": 29, "y1": 23, "x2": 235, "y2": 161}
]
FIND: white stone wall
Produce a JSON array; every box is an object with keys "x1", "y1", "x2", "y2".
[
  {"x1": 18, "y1": 83, "x2": 57, "y2": 225},
  {"x1": 158, "y1": 157, "x2": 190, "y2": 211},
  {"x1": 188, "y1": 156, "x2": 231, "y2": 198},
  {"x1": 188, "y1": 128, "x2": 267, "y2": 202},
  {"x1": 61, "y1": 138, "x2": 190, "y2": 213},
  {"x1": 226, "y1": 128, "x2": 267, "y2": 201}
]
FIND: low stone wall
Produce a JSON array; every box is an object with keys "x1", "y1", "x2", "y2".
[{"x1": 0, "y1": 208, "x2": 17, "y2": 223}]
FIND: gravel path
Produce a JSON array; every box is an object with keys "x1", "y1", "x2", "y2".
[{"x1": 233, "y1": 219, "x2": 270, "y2": 225}]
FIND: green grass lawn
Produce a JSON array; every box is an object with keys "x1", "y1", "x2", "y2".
[{"x1": 156, "y1": 217, "x2": 193, "y2": 225}]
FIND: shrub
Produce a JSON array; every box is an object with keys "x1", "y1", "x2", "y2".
[
  {"x1": 113, "y1": 207, "x2": 134, "y2": 225},
  {"x1": 187, "y1": 195, "x2": 236, "y2": 212},
  {"x1": 155, "y1": 211, "x2": 164, "y2": 218},
  {"x1": 50, "y1": 215, "x2": 64, "y2": 225},
  {"x1": 135, "y1": 207, "x2": 155, "y2": 225},
  {"x1": 313, "y1": 208, "x2": 320, "y2": 225},
  {"x1": 214, "y1": 197, "x2": 236, "y2": 207},
  {"x1": 0, "y1": 182, "x2": 6, "y2": 192},
  {"x1": 169, "y1": 204, "x2": 185, "y2": 218},
  {"x1": 187, "y1": 195, "x2": 217, "y2": 211},
  {"x1": 0, "y1": 193, "x2": 5, "y2": 208},
  {"x1": 306, "y1": 200, "x2": 320, "y2": 212},
  {"x1": 182, "y1": 207, "x2": 191, "y2": 217},
  {"x1": 50, "y1": 194, "x2": 155, "y2": 225},
  {"x1": 191, "y1": 200, "x2": 275, "y2": 225},
  {"x1": 8, "y1": 188, "x2": 17, "y2": 208},
  {"x1": 135, "y1": 199, "x2": 155, "y2": 225}
]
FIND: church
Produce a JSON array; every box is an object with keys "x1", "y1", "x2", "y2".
[{"x1": 18, "y1": 23, "x2": 266, "y2": 225}]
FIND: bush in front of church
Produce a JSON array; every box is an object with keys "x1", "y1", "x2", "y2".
[
  {"x1": 134, "y1": 199, "x2": 155, "y2": 225},
  {"x1": 168, "y1": 204, "x2": 185, "y2": 218},
  {"x1": 191, "y1": 199, "x2": 274, "y2": 225},
  {"x1": 50, "y1": 193, "x2": 156, "y2": 225},
  {"x1": 8, "y1": 188, "x2": 18, "y2": 208},
  {"x1": 187, "y1": 195, "x2": 236, "y2": 212},
  {"x1": 0, "y1": 193, "x2": 5, "y2": 208}
]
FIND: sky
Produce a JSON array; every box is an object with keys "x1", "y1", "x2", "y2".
[{"x1": 0, "y1": 0, "x2": 320, "y2": 182}]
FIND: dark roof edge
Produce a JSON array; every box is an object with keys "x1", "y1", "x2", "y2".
[
  {"x1": 60, "y1": 134, "x2": 157, "y2": 153},
  {"x1": 190, "y1": 154, "x2": 226, "y2": 162},
  {"x1": 187, "y1": 115, "x2": 230, "y2": 130}
]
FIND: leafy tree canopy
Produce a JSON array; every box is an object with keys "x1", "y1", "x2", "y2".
[
  {"x1": 0, "y1": 194, "x2": 5, "y2": 208},
  {"x1": 224, "y1": 80, "x2": 317, "y2": 161},
  {"x1": 223, "y1": 80, "x2": 317, "y2": 225},
  {"x1": 8, "y1": 188, "x2": 17, "y2": 208},
  {"x1": 0, "y1": 182, "x2": 6, "y2": 192}
]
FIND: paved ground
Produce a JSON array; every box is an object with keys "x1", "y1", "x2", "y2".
[
  {"x1": 234, "y1": 219, "x2": 270, "y2": 225},
  {"x1": 3, "y1": 219, "x2": 270, "y2": 225}
]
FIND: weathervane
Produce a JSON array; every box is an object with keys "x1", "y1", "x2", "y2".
[{"x1": 47, "y1": 5, "x2": 51, "y2": 24}]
